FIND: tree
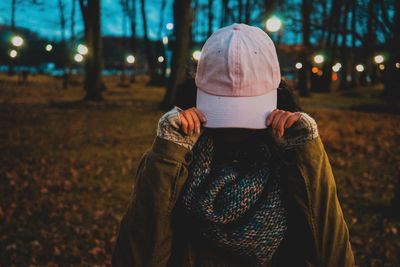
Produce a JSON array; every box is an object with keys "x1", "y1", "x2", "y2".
[
  {"x1": 70, "y1": 0, "x2": 77, "y2": 51},
  {"x1": 383, "y1": 0, "x2": 400, "y2": 103},
  {"x1": 78, "y1": 0, "x2": 104, "y2": 101},
  {"x1": 57, "y1": 0, "x2": 69, "y2": 88},
  {"x1": 121, "y1": 0, "x2": 137, "y2": 83},
  {"x1": 140, "y1": 0, "x2": 157, "y2": 84},
  {"x1": 244, "y1": 0, "x2": 251, "y2": 24},
  {"x1": 161, "y1": 0, "x2": 192, "y2": 110},
  {"x1": 338, "y1": 0, "x2": 351, "y2": 91},
  {"x1": 317, "y1": 0, "x2": 343, "y2": 92},
  {"x1": 298, "y1": 0, "x2": 312, "y2": 96},
  {"x1": 8, "y1": 0, "x2": 17, "y2": 76},
  {"x1": 208, "y1": 0, "x2": 214, "y2": 37}
]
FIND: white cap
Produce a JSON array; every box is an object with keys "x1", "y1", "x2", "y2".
[{"x1": 195, "y1": 23, "x2": 281, "y2": 129}]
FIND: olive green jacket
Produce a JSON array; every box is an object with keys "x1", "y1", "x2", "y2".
[{"x1": 112, "y1": 132, "x2": 355, "y2": 267}]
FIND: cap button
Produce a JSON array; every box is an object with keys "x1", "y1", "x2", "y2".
[{"x1": 233, "y1": 25, "x2": 241, "y2": 31}]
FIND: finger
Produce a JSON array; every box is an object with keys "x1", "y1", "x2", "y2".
[
  {"x1": 284, "y1": 113, "x2": 301, "y2": 128},
  {"x1": 277, "y1": 112, "x2": 292, "y2": 137},
  {"x1": 179, "y1": 112, "x2": 189, "y2": 135},
  {"x1": 266, "y1": 109, "x2": 280, "y2": 127},
  {"x1": 188, "y1": 109, "x2": 201, "y2": 134},
  {"x1": 271, "y1": 110, "x2": 285, "y2": 129},
  {"x1": 182, "y1": 111, "x2": 195, "y2": 135},
  {"x1": 192, "y1": 107, "x2": 207, "y2": 123}
]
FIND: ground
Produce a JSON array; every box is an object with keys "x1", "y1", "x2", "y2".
[{"x1": 0, "y1": 75, "x2": 399, "y2": 266}]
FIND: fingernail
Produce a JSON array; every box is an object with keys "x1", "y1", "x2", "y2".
[{"x1": 266, "y1": 120, "x2": 271, "y2": 126}]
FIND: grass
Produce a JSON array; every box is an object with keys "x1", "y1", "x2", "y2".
[{"x1": 0, "y1": 74, "x2": 399, "y2": 266}]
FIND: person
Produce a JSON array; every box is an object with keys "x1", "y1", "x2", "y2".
[{"x1": 112, "y1": 23, "x2": 355, "y2": 267}]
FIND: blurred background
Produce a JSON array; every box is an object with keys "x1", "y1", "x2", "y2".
[{"x1": 0, "y1": 0, "x2": 399, "y2": 266}]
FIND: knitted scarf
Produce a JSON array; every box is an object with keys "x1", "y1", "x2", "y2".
[{"x1": 179, "y1": 132, "x2": 288, "y2": 266}]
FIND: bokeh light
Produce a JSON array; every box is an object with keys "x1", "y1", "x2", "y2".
[
  {"x1": 166, "y1": 23, "x2": 174, "y2": 30},
  {"x1": 11, "y1": 36, "x2": 24, "y2": 47},
  {"x1": 355, "y1": 64, "x2": 364, "y2": 72},
  {"x1": 311, "y1": 67, "x2": 319, "y2": 74},
  {"x1": 74, "y1": 54, "x2": 83, "y2": 62},
  {"x1": 379, "y1": 64, "x2": 385, "y2": 70},
  {"x1": 192, "y1": 50, "x2": 201, "y2": 61},
  {"x1": 45, "y1": 44, "x2": 53, "y2": 52},
  {"x1": 9, "y1": 50, "x2": 18, "y2": 58},
  {"x1": 77, "y1": 44, "x2": 88, "y2": 55},
  {"x1": 295, "y1": 62, "x2": 303, "y2": 69},
  {"x1": 126, "y1": 55, "x2": 135, "y2": 64},
  {"x1": 332, "y1": 63, "x2": 342, "y2": 72},
  {"x1": 314, "y1": 54, "x2": 324, "y2": 64},
  {"x1": 265, "y1": 16, "x2": 282, "y2": 32},
  {"x1": 158, "y1": 56, "x2": 164, "y2": 63},
  {"x1": 162, "y1": 36, "x2": 168, "y2": 45},
  {"x1": 374, "y1": 55, "x2": 384, "y2": 64}
]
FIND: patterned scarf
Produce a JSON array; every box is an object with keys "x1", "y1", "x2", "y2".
[{"x1": 179, "y1": 132, "x2": 288, "y2": 266}]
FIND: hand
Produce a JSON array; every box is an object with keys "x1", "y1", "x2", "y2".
[
  {"x1": 266, "y1": 109, "x2": 301, "y2": 138},
  {"x1": 178, "y1": 107, "x2": 207, "y2": 136}
]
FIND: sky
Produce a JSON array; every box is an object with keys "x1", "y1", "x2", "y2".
[{"x1": 0, "y1": 0, "x2": 175, "y2": 40}]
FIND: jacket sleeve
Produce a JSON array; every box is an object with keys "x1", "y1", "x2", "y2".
[
  {"x1": 288, "y1": 135, "x2": 355, "y2": 267},
  {"x1": 112, "y1": 136, "x2": 194, "y2": 267}
]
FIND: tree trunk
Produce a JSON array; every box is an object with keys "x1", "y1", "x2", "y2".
[
  {"x1": 298, "y1": 0, "x2": 311, "y2": 96},
  {"x1": 263, "y1": 0, "x2": 275, "y2": 19},
  {"x1": 244, "y1": 0, "x2": 251, "y2": 24},
  {"x1": 384, "y1": 0, "x2": 400, "y2": 102},
  {"x1": 238, "y1": 0, "x2": 243, "y2": 22},
  {"x1": 338, "y1": 0, "x2": 350, "y2": 91},
  {"x1": 8, "y1": 0, "x2": 16, "y2": 76},
  {"x1": 221, "y1": 0, "x2": 229, "y2": 27},
  {"x1": 79, "y1": 0, "x2": 104, "y2": 101},
  {"x1": 71, "y1": 0, "x2": 76, "y2": 50},
  {"x1": 140, "y1": 0, "x2": 157, "y2": 84},
  {"x1": 350, "y1": 0, "x2": 358, "y2": 88},
  {"x1": 161, "y1": 0, "x2": 192, "y2": 110},
  {"x1": 158, "y1": 0, "x2": 167, "y2": 38},
  {"x1": 58, "y1": 0, "x2": 68, "y2": 88},
  {"x1": 208, "y1": 0, "x2": 214, "y2": 37},
  {"x1": 319, "y1": 0, "x2": 342, "y2": 93}
]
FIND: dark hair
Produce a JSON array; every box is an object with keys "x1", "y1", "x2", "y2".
[
  {"x1": 174, "y1": 77, "x2": 302, "y2": 112},
  {"x1": 276, "y1": 79, "x2": 302, "y2": 112}
]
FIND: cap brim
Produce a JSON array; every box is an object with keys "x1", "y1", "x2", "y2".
[{"x1": 196, "y1": 88, "x2": 277, "y2": 129}]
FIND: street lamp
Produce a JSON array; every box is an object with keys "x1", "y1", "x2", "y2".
[
  {"x1": 295, "y1": 62, "x2": 303, "y2": 69},
  {"x1": 74, "y1": 54, "x2": 83, "y2": 63},
  {"x1": 77, "y1": 44, "x2": 88, "y2": 55},
  {"x1": 355, "y1": 64, "x2": 364, "y2": 72},
  {"x1": 313, "y1": 54, "x2": 324, "y2": 64},
  {"x1": 193, "y1": 50, "x2": 201, "y2": 61},
  {"x1": 166, "y1": 23, "x2": 174, "y2": 30},
  {"x1": 11, "y1": 36, "x2": 24, "y2": 47},
  {"x1": 311, "y1": 67, "x2": 319, "y2": 74},
  {"x1": 126, "y1": 55, "x2": 135, "y2": 64},
  {"x1": 45, "y1": 44, "x2": 53, "y2": 52},
  {"x1": 158, "y1": 56, "x2": 164, "y2": 63},
  {"x1": 162, "y1": 36, "x2": 168, "y2": 45},
  {"x1": 374, "y1": 55, "x2": 384, "y2": 64},
  {"x1": 332, "y1": 62, "x2": 342, "y2": 72},
  {"x1": 265, "y1": 16, "x2": 282, "y2": 32},
  {"x1": 9, "y1": 50, "x2": 18, "y2": 58}
]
